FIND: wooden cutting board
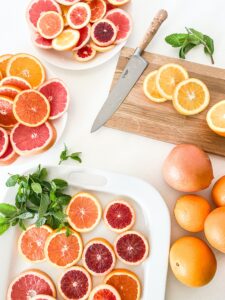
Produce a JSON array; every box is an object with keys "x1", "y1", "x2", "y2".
[{"x1": 105, "y1": 47, "x2": 225, "y2": 157}]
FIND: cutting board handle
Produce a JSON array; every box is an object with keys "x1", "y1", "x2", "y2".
[{"x1": 138, "y1": 9, "x2": 168, "y2": 53}]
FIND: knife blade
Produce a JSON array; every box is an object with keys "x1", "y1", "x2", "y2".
[{"x1": 91, "y1": 9, "x2": 168, "y2": 133}]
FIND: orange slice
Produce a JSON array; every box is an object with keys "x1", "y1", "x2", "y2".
[
  {"x1": 173, "y1": 78, "x2": 210, "y2": 115},
  {"x1": 156, "y1": 63, "x2": 189, "y2": 100},
  {"x1": 6, "y1": 53, "x2": 46, "y2": 89},
  {"x1": 52, "y1": 29, "x2": 80, "y2": 51},
  {"x1": 0, "y1": 96, "x2": 17, "y2": 128},
  {"x1": 143, "y1": 70, "x2": 167, "y2": 103},
  {"x1": 0, "y1": 54, "x2": 13, "y2": 77},
  {"x1": 207, "y1": 100, "x2": 225, "y2": 137}
]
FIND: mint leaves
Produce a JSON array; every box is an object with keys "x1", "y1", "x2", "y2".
[
  {"x1": 165, "y1": 28, "x2": 214, "y2": 64},
  {"x1": 59, "y1": 144, "x2": 82, "y2": 165}
]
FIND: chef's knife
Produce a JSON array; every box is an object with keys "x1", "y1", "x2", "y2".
[{"x1": 91, "y1": 9, "x2": 168, "y2": 133}]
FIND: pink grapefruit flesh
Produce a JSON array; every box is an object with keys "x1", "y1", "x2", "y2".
[
  {"x1": 0, "y1": 127, "x2": 8, "y2": 156},
  {"x1": 74, "y1": 44, "x2": 96, "y2": 62},
  {"x1": 67, "y1": 2, "x2": 91, "y2": 29},
  {"x1": 0, "y1": 96, "x2": 17, "y2": 128},
  {"x1": 91, "y1": 19, "x2": 117, "y2": 46},
  {"x1": 0, "y1": 138, "x2": 19, "y2": 166},
  {"x1": 89, "y1": 0, "x2": 107, "y2": 23},
  {"x1": 1, "y1": 76, "x2": 32, "y2": 90},
  {"x1": 0, "y1": 86, "x2": 21, "y2": 100},
  {"x1": 37, "y1": 11, "x2": 64, "y2": 39},
  {"x1": 73, "y1": 24, "x2": 91, "y2": 51},
  {"x1": 33, "y1": 33, "x2": 53, "y2": 49}
]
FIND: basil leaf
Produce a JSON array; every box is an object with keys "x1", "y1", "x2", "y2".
[
  {"x1": 70, "y1": 153, "x2": 82, "y2": 163},
  {"x1": 52, "y1": 179, "x2": 68, "y2": 190},
  {"x1": 188, "y1": 28, "x2": 204, "y2": 40},
  {"x1": 203, "y1": 35, "x2": 214, "y2": 54},
  {"x1": 57, "y1": 194, "x2": 71, "y2": 206},
  {"x1": 0, "y1": 203, "x2": 17, "y2": 217},
  {"x1": 31, "y1": 182, "x2": 42, "y2": 194},
  {"x1": 38, "y1": 194, "x2": 50, "y2": 217},
  {"x1": 165, "y1": 33, "x2": 188, "y2": 47},
  {"x1": 6, "y1": 175, "x2": 19, "y2": 187}
]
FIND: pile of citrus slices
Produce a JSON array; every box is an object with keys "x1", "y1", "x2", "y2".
[
  {"x1": 8, "y1": 192, "x2": 149, "y2": 300},
  {"x1": 26, "y1": 0, "x2": 133, "y2": 62},
  {"x1": 0, "y1": 53, "x2": 69, "y2": 165}
]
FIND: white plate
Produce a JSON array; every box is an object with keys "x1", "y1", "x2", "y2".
[{"x1": 0, "y1": 165, "x2": 170, "y2": 300}]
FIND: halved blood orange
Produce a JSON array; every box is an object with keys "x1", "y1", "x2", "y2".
[
  {"x1": 58, "y1": 266, "x2": 92, "y2": 300},
  {"x1": 73, "y1": 24, "x2": 91, "y2": 51},
  {"x1": 0, "y1": 127, "x2": 8, "y2": 156},
  {"x1": 45, "y1": 228, "x2": 83, "y2": 268},
  {"x1": 82, "y1": 238, "x2": 116, "y2": 276},
  {"x1": 89, "y1": 284, "x2": 121, "y2": 300},
  {"x1": 103, "y1": 200, "x2": 135, "y2": 233},
  {"x1": 67, "y1": 2, "x2": 91, "y2": 29},
  {"x1": 0, "y1": 96, "x2": 17, "y2": 128},
  {"x1": 73, "y1": 44, "x2": 96, "y2": 62},
  {"x1": 91, "y1": 19, "x2": 117, "y2": 47},
  {"x1": 7, "y1": 269, "x2": 57, "y2": 300},
  {"x1": 18, "y1": 225, "x2": 53, "y2": 263},
  {"x1": 0, "y1": 54, "x2": 13, "y2": 77},
  {"x1": 104, "y1": 269, "x2": 141, "y2": 300},
  {"x1": 89, "y1": 0, "x2": 107, "y2": 23},
  {"x1": 1, "y1": 76, "x2": 32, "y2": 90},
  {"x1": 66, "y1": 192, "x2": 102, "y2": 233},
  {"x1": 33, "y1": 296, "x2": 56, "y2": 300},
  {"x1": 0, "y1": 137, "x2": 19, "y2": 166},
  {"x1": 13, "y1": 90, "x2": 50, "y2": 127},
  {"x1": 37, "y1": 11, "x2": 64, "y2": 39},
  {"x1": 0, "y1": 86, "x2": 21, "y2": 100},
  {"x1": 114, "y1": 231, "x2": 149, "y2": 265}
]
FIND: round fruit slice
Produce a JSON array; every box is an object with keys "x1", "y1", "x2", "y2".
[
  {"x1": 143, "y1": 70, "x2": 167, "y2": 103},
  {"x1": 18, "y1": 225, "x2": 53, "y2": 262},
  {"x1": 90, "y1": 41, "x2": 115, "y2": 52},
  {"x1": 33, "y1": 32, "x2": 53, "y2": 49},
  {"x1": 83, "y1": 238, "x2": 116, "y2": 276},
  {"x1": 104, "y1": 269, "x2": 141, "y2": 300},
  {"x1": 90, "y1": 0, "x2": 107, "y2": 23},
  {"x1": 13, "y1": 90, "x2": 50, "y2": 127},
  {"x1": 173, "y1": 78, "x2": 210, "y2": 115},
  {"x1": 207, "y1": 100, "x2": 225, "y2": 137},
  {"x1": 73, "y1": 24, "x2": 91, "y2": 51},
  {"x1": 37, "y1": 12, "x2": 64, "y2": 39},
  {"x1": 106, "y1": 9, "x2": 132, "y2": 44},
  {"x1": 0, "y1": 54, "x2": 13, "y2": 77},
  {"x1": 0, "y1": 138, "x2": 19, "y2": 166},
  {"x1": 45, "y1": 229, "x2": 83, "y2": 268},
  {"x1": 0, "y1": 96, "x2": 17, "y2": 128},
  {"x1": 52, "y1": 29, "x2": 80, "y2": 51},
  {"x1": 58, "y1": 266, "x2": 92, "y2": 300},
  {"x1": 114, "y1": 231, "x2": 149, "y2": 265},
  {"x1": 33, "y1": 296, "x2": 56, "y2": 300},
  {"x1": 26, "y1": 0, "x2": 62, "y2": 30},
  {"x1": 73, "y1": 45, "x2": 96, "y2": 62},
  {"x1": 107, "y1": 0, "x2": 130, "y2": 6},
  {"x1": 10, "y1": 122, "x2": 57, "y2": 156},
  {"x1": 7, "y1": 269, "x2": 56, "y2": 300},
  {"x1": 0, "y1": 127, "x2": 8, "y2": 156},
  {"x1": 1, "y1": 76, "x2": 32, "y2": 90},
  {"x1": 67, "y1": 2, "x2": 91, "y2": 29},
  {"x1": 6, "y1": 54, "x2": 46, "y2": 89},
  {"x1": 56, "y1": 0, "x2": 79, "y2": 5},
  {"x1": 156, "y1": 63, "x2": 189, "y2": 100},
  {"x1": 89, "y1": 284, "x2": 121, "y2": 300},
  {"x1": 0, "y1": 86, "x2": 21, "y2": 100},
  {"x1": 91, "y1": 19, "x2": 117, "y2": 46},
  {"x1": 66, "y1": 192, "x2": 102, "y2": 232}
]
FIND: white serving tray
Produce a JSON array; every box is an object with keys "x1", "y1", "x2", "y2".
[{"x1": 0, "y1": 165, "x2": 171, "y2": 300}]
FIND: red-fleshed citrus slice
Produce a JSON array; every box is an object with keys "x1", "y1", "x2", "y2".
[
  {"x1": 37, "y1": 12, "x2": 64, "y2": 39},
  {"x1": 33, "y1": 296, "x2": 56, "y2": 300},
  {"x1": 89, "y1": 284, "x2": 121, "y2": 300},
  {"x1": 0, "y1": 137, "x2": 19, "y2": 166},
  {"x1": 58, "y1": 266, "x2": 92, "y2": 300},
  {"x1": 7, "y1": 269, "x2": 57, "y2": 300},
  {"x1": 26, "y1": 0, "x2": 62, "y2": 30},
  {"x1": 103, "y1": 200, "x2": 135, "y2": 233},
  {"x1": 0, "y1": 86, "x2": 21, "y2": 100},
  {"x1": 73, "y1": 24, "x2": 91, "y2": 51},
  {"x1": 89, "y1": 0, "x2": 107, "y2": 23},
  {"x1": 0, "y1": 127, "x2": 8, "y2": 156},
  {"x1": 18, "y1": 225, "x2": 53, "y2": 263},
  {"x1": 106, "y1": 1, "x2": 116, "y2": 12},
  {"x1": 114, "y1": 231, "x2": 149, "y2": 265},
  {"x1": 10, "y1": 121, "x2": 57, "y2": 156},
  {"x1": 73, "y1": 44, "x2": 96, "y2": 62},
  {"x1": 39, "y1": 79, "x2": 69, "y2": 120},
  {"x1": 0, "y1": 96, "x2": 17, "y2": 128},
  {"x1": 83, "y1": 238, "x2": 116, "y2": 276},
  {"x1": 52, "y1": 29, "x2": 80, "y2": 51},
  {"x1": 104, "y1": 269, "x2": 141, "y2": 300},
  {"x1": 67, "y1": 2, "x2": 91, "y2": 29},
  {"x1": 107, "y1": 0, "x2": 130, "y2": 6},
  {"x1": 33, "y1": 32, "x2": 53, "y2": 49},
  {"x1": 91, "y1": 19, "x2": 117, "y2": 46},
  {"x1": 106, "y1": 9, "x2": 132, "y2": 44},
  {"x1": 1, "y1": 76, "x2": 32, "y2": 90},
  {"x1": 90, "y1": 41, "x2": 115, "y2": 52},
  {"x1": 0, "y1": 54, "x2": 13, "y2": 77},
  {"x1": 13, "y1": 90, "x2": 50, "y2": 127},
  {"x1": 45, "y1": 229, "x2": 83, "y2": 268},
  {"x1": 66, "y1": 192, "x2": 102, "y2": 232},
  {"x1": 56, "y1": 0, "x2": 80, "y2": 5}
]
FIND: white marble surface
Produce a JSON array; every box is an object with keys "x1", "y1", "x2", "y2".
[{"x1": 1, "y1": 0, "x2": 225, "y2": 299}]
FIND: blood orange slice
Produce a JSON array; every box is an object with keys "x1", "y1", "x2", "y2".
[
  {"x1": 58, "y1": 266, "x2": 92, "y2": 300},
  {"x1": 73, "y1": 24, "x2": 91, "y2": 51},
  {"x1": 1, "y1": 76, "x2": 32, "y2": 90},
  {"x1": 114, "y1": 231, "x2": 149, "y2": 265},
  {"x1": 73, "y1": 44, "x2": 96, "y2": 62},
  {"x1": 10, "y1": 121, "x2": 57, "y2": 156},
  {"x1": 91, "y1": 19, "x2": 117, "y2": 46},
  {"x1": 45, "y1": 228, "x2": 83, "y2": 268},
  {"x1": 0, "y1": 127, "x2": 8, "y2": 156},
  {"x1": 33, "y1": 32, "x2": 53, "y2": 49},
  {"x1": 0, "y1": 86, "x2": 21, "y2": 100},
  {"x1": 0, "y1": 96, "x2": 17, "y2": 128},
  {"x1": 103, "y1": 200, "x2": 135, "y2": 233},
  {"x1": 0, "y1": 54, "x2": 13, "y2": 77},
  {"x1": 13, "y1": 90, "x2": 50, "y2": 127},
  {"x1": 0, "y1": 137, "x2": 19, "y2": 166},
  {"x1": 67, "y1": 2, "x2": 91, "y2": 29},
  {"x1": 89, "y1": 284, "x2": 121, "y2": 300},
  {"x1": 82, "y1": 238, "x2": 116, "y2": 276},
  {"x1": 39, "y1": 79, "x2": 69, "y2": 120},
  {"x1": 37, "y1": 12, "x2": 64, "y2": 39},
  {"x1": 18, "y1": 225, "x2": 53, "y2": 263},
  {"x1": 89, "y1": 0, "x2": 107, "y2": 23},
  {"x1": 56, "y1": 0, "x2": 79, "y2": 5},
  {"x1": 7, "y1": 269, "x2": 57, "y2": 300},
  {"x1": 33, "y1": 296, "x2": 56, "y2": 300},
  {"x1": 66, "y1": 192, "x2": 102, "y2": 232}
]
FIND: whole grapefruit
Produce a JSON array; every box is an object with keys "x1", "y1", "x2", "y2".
[{"x1": 211, "y1": 176, "x2": 225, "y2": 207}]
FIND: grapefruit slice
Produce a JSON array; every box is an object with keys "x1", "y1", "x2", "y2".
[
  {"x1": 0, "y1": 54, "x2": 13, "y2": 77},
  {"x1": 0, "y1": 137, "x2": 19, "y2": 166},
  {"x1": 73, "y1": 24, "x2": 91, "y2": 51},
  {"x1": 90, "y1": 41, "x2": 115, "y2": 52},
  {"x1": 10, "y1": 121, "x2": 57, "y2": 156},
  {"x1": 1, "y1": 76, "x2": 32, "y2": 90},
  {"x1": 91, "y1": 19, "x2": 117, "y2": 46},
  {"x1": 66, "y1": 192, "x2": 102, "y2": 232},
  {"x1": 106, "y1": 9, "x2": 132, "y2": 44},
  {"x1": 33, "y1": 296, "x2": 56, "y2": 300},
  {"x1": 89, "y1": 0, "x2": 107, "y2": 23},
  {"x1": 73, "y1": 44, "x2": 96, "y2": 62},
  {"x1": 82, "y1": 238, "x2": 116, "y2": 276},
  {"x1": 0, "y1": 86, "x2": 21, "y2": 100},
  {"x1": 33, "y1": 32, "x2": 53, "y2": 49},
  {"x1": 107, "y1": 0, "x2": 130, "y2": 6},
  {"x1": 52, "y1": 29, "x2": 80, "y2": 51},
  {"x1": 0, "y1": 96, "x2": 17, "y2": 128},
  {"x1": 56, "y1": 0, "x2": 79, "y2": 5},
  {"x1": 67, "y1": 2, "x2": 91, "y2": 29},
  {"x1": 26, "y1": 0, "x2": 62, "y2": 30},
  {"x1": 103, "y1": 200, "x2": 135, "y2": 233},
  {"x1": 37, "y1": 11, "x2": 64, "y2": 39},
  {"x1": 58, "y1": 266, "x2": 92, "y2": 300},
  {"x1": 39, "y1": 79, "x2": 69, "y2": 120},
  {"x1": 114, "y1": 231, "x2": 149, "y2": 265},
  {"x1": 0, "y1": 127, "x2": 8, "y2": 156},
  {"x1": 45, "y1": 228, "x2": 83, "y2": 268},
  {"x1": 7, "y1": 269, "x2": 57, "y2": 300},
  {"x1": 18, "y1": 225, "x2": 53, "y2": 263},
  {"x1": 13, "y1": 90, "x2": 50, "y2": 127},
  {"x1": 89, "y1": 284, "x2": 121, "y2": 300}
]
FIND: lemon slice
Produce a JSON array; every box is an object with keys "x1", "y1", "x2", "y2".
[
  {"x1": 207, "y1": 100, "x2": 225, "y2": 136},
  {"x1": 143, "y1": 70, "x2": 167, "y2": 103},
  {"x1": 52, "y1": 29, "x2": 80, "y2": 51}
]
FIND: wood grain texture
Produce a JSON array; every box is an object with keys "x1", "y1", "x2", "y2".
[{"x1": 105, "y1": 47, "x2": 225, "y2": 157}]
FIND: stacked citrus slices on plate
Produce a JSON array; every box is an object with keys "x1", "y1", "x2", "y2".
[
  {"x1": 26, "y1": 0, "x2": 133, "y2": 62},
  {"x1": 0, "y1": 53, "x2": 69, "y2": 165}
]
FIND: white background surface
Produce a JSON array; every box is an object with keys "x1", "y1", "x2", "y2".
[{"x1": 1, "y1": 0, "x2": 225, "y2": 299}]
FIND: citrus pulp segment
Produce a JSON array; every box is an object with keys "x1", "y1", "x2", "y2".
[
  {"x1": 88, "y1": 284, "x2": 121, "y2": 300},
  {"x1": 1, "y1": 76, "x2": 32, "y2": 90},
  {"x1": 0, "y1": 54, "x2": 13, "y2": 77},
  {"x1": 0, "y1": 86, "x2": 21, "y2": 100},
  {"x1": 0, "y1": 96, "x2": 17, "y2": 128},
  {"x1": 207, "y1": 99, "x2": 225, "y2": 136},
  {"x1": 73, "y1": 24, "x2": 91, "y2": 51}
]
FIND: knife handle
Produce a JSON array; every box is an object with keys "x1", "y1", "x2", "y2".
[{"x1": 137, "y1": 9, "x2": 168, "y2": 53}]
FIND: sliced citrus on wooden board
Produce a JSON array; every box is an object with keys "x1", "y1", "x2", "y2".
[
  {"x1": 143, "y1": 70, "x2": 167, "y2": 103},
  {"x1": 207, "y1": 100, "x2": 225, "y2": 137}
]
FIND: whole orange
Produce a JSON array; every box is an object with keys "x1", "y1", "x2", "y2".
[
  {"x1": 174, "y1": 195, "x2": 211, "y2": 232},
  {"x1": 170, "y1": 236, "x2": 217, "y2": 287},
  {"x1": 211, "y1": 176, "x2": 225, "y2": 207},
  {"x1": 204, "y1": 207, "x2": 225, "y2": 253}
]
